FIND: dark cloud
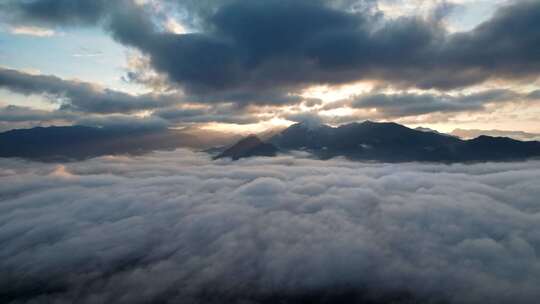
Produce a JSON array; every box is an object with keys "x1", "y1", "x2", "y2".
[
  {"x1": 0, "y1": 0, "x2": 109, "y2": 26},
  {"x1": 0, "y1": 105, "x2": 175, "y2": 133},
  {"x1": 75, "y1": 115, "x2": 169, "y2": 131},
  {"x1": 4, "y1": 0, "x2": 540, "y2": 100},
  {"x1": 0, "y1": 68, "x2": 281, "y2": 126},
  {"x1": 0, "y1": 67, "x2": 309, "y2": 122},
  {"x1": 0, "y1": 105, "x2": 76, "y2": 122},
  {"x1": 109, "y1": 0, "x2": 540, "y2": 93},
  {"x1": 349, "y1": 89, "x2": 522, "y2": 118},
  {"x1": 1, "y1": 151, "x2": 540, "y2": 303},
  {"x1": 153, "y1": 105, "x2": 261, "y2": 125},
  {"x1": 182, "y1": 89, "x2": 310, "y2": 106},
  {"x1": 430, "y1": 0, "x2": 460, "y2": 22},
  {"x1": 0, "y1": 105, "x2": 78, "y2": 132},
  {"x1": 442, "y1": 1, "x2": 540, "y2": 78},
  {"x1": 0, "y1": 67, "x2": 174, "y2": 114}
]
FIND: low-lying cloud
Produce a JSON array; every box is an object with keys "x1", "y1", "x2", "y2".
[{"x1": 1, "y1": 150, "x2": 540, "y2": 303}]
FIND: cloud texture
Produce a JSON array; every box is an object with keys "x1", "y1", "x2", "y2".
[
  {"x1": 0, "y1": 68, "x2": 174, "y2": 114},
  {"x1": 3, "y1": 0, "x2": 540, "y2": 98},
  {"x1": 1, "y1": 150, "x2": 540, "y2": 303}
]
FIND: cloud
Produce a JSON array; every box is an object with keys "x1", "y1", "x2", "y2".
[
  {"x1": 283, "y1": 112, "x2": 325, "y2": 128},
  {"x1": 0, "y1": 105, "x2": 76, "y2": 122},
  {"x1": 0, "y1": 105, "x2": 78, "y2": 131},
  {"x1": 3, "y1": 0, "x2": 540, "y2": 99},
  {"x1": 72, "y1": 47, "x2": 104, "y2": 58},
  {"x1": 75, "y1": 114, "x2": 169, "y2": 131},
  {"x1": 8, "y1": 25, "x2": 56, "y2": 36},
  {"x1": 349, "y1": 89, "x2": 521, "y2": 118},
  {"x1": 0, "y1": 0, "x2": 109, "y2": 26},
  {"x1": 0, "y1": 105, "x2": 175, "y2": 134},
  {"x1": 153, "y1": 105, "x2": 260, "y2": 125},
  {"x1": 0, "y1": 68, "x2": 271, "y2": 128},
  {"x1": 0, "y1": 67, "x2": 310, "y2": 124},
  {"x1": 1, "y1": 150, "x2": 540, "y2": 303},
  {"x1": 0, "y1": 67, "x2": 175, "y2": 114},
  {"x1": 528, "y1": 90, "x2": 540, "y2": 100}
]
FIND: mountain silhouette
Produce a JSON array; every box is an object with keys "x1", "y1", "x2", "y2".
[
  {"x1": 215, "y1": 135, "x2": 278, "y2": 160},
  {"x1": 267, "y1": 121, "x2": 540, "y2": 162},
  {"x1": 0, "y1": 125, "x2": 236, "y2": 161},
  {"x1": 1, "y1": 122, "x2": 539, "y2": 162}
]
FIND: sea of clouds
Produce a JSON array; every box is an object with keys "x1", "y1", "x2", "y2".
[{"x1": 1, "y1": 150, "x2": 540, "y2": 303}]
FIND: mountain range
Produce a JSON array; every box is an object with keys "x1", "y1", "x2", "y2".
[
  {"x1": 0, "y1": 126, "x2": 238, "y2": 161},
  {"x1": 219, "y1": 121, "x2": 540, "y2": 162},
  {"x1": 1, "y1": 121, "x2": 540, "y2": 162}
]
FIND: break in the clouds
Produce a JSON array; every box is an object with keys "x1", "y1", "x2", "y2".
[{"x1": 1, "y1": 150, "x2": 540, "y2": 303}]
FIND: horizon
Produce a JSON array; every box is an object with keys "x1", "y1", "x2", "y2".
[{"x1": 3, "y1": 119, "x2": 540, "y2": 142}]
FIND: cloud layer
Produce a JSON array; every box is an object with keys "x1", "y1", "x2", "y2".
[
  {"x1": 3, "y1": 0, "x2": 540, "y2": 98},
  {"x1": 1, "y1": 150, "x2": 540, "y2": 303}
]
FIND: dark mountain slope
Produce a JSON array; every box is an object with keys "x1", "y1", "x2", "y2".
[
  {"x1": 215, "y1": 135, "x2": 278, "y2": 160},
  {"x1": 269, "y1": 121, "x2": 540, "y2": 162},
  {"x1": 0, "y1": 125, "x2": 237, "y2": 161},
  {"x1": 3, "y1": 122, "x2": 539, "y2": 163},
  {"x1": 456, "y1": 135, "x2": 540, "y2": 161}
]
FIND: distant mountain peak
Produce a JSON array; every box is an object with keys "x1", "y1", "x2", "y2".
[
  {"x1": 268, "y1": 120, "x2": 540, "y2": 162},
  {"x1": 3, "y1": 122, "x2": 539, "y2": 163},
  {"x1": 292, "y1": 121, "x2": 325, "y2": 131},
  {"x1": 237, "y1": 134, "x2": 263, "y2": 145},
  {"x1": 215, "y1": 135, "x2": 278, "y2": 160}
]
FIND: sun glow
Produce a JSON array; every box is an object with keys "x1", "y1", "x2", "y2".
[
  {"x1": 301, "y1": 82, "x2": 375, "y2": 102},
  {"x1": 201, "y1": 117, "x2": 291, "y2": 135}
]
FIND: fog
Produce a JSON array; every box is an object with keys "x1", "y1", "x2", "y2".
[{"x1": 1, "y1": 150, "x2": 539, "y2": 303}]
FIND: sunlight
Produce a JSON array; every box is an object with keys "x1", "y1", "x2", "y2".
[{"x1": 301, "y1": 81, "x2": 375, "y2": 102}]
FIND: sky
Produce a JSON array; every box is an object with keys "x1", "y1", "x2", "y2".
[{"x1": 0, "y1": 0, "x2": 539, "y2": 134}]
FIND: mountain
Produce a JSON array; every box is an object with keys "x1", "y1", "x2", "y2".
[
  {"x1": 0, "y1": 125, "x2": 238, "y2": 161},
  {"x1": 269, "y1": 121, "x2": 540, "y2": 162},
  {"x1": 451, "y1": 128, "x2": 540, "y2": 141},
  {"x1": 3, "y1": 122, "x2": 540, "y2": 163},
  {"x1": 455, "y1": 135, "x2": 540, "y2": 161},
  {"x1": 215, "y1": 135, "x2": 278, "y2": 160}
]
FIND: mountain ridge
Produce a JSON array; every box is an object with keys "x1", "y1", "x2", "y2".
[
  {"x1": 1, "y1": 122, "x2": 540, "y2": 162},
  {"x1": 0, "y1": 125, "x2": 238, "y2": 161},
  {"x1": 214, "y1": 135, "x2": 278, "y2": 160}
]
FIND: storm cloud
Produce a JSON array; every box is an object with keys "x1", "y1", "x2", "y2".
[
  {"x1": 112, "y1": 0, "x2": 540, "y2": 94},
  {"x1": 1, "y1": 150, "x2": 540, "y2": 303},
  {"x1": 3, "y1": 0, "x2": 540, "y2": 101}
]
